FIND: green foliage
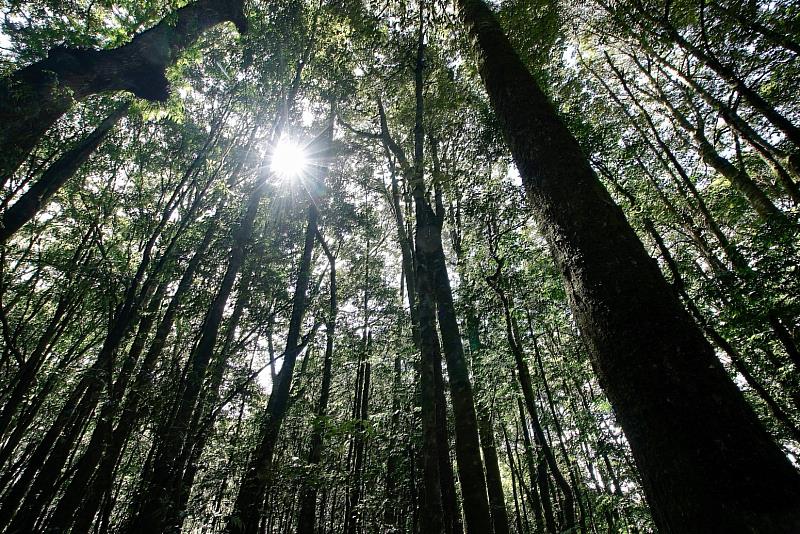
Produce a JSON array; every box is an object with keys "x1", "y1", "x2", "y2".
[{"x1": 1, "y1": 0, "x2": 798, "y2": 532}]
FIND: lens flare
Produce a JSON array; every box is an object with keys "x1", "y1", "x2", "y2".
[{"x1": 270, "y1": 139, "x2": 308, "y2": 181}]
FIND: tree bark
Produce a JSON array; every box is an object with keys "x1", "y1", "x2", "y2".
[
  {"x1": 402, "y1": 17, "x2": 493, "y2": 531},
  {"x1": 0, "y1": 0, "x2": 246, "y2": 178},
  {"x1": 380, "y1": 122, "x2": 446, "y2": 534},
  {"x1": 456, "y1": 0, "x2": 800, "y2": 531}
]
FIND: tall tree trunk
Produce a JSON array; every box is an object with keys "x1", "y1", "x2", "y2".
[
  {"x1": 378, "y1": 92, "x2": 446, "y2": 534},
  {"x1": 126, "y1": 178, "x2": 267, "y2": 534},
  {"x1": 172, "y1": 232, "x2": 267, "y2": 532},
  {"x1": 345, "y1": 246, "x2": 372, "y2": 534},
  {"x1": 227, "y1": 203, "x2": 318, "y2": 534},
  {"x1": 382, "y1": 349, "x2": 405, "y2": 531},
  {"x1": 516, "y1": 393, "x2": 551, "y2": 534},
  {"x1": 451, "y1": 187, "x2": 510, "y2": 534},
  {"x1": 476, "y1": 405, "x2": 510, "y2": 534},
  {"x1": 296, "y1": 230, "x2": 337, "y2": 534},
  {"x1": 502, "y1": 425, "x2": 526, "y2": 534},
  {"x1": 409, "y1": 15, "x2": 492, "y2": 531},
  {"x1": 427, "y1": 240, "x2": 492, "y2": 534},
  {"x1": 345, "y1": 353, "x2": 371, "y2": 534},
  {"x1": 383, "y1": 142, "x2": 449, "y2": 534},
  {"x1": 412, "y1": 221, "x2": 447, "y2": 534},
  {"x1": 456, "y1": 0, "x2": 800, "y2": 530}
]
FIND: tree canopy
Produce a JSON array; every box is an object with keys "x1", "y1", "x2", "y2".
[{"x1": 1, "y1": 0, "x2": 799, "y2": 532}]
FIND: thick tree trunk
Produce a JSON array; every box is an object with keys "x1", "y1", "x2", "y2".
[
  {"x1": 410, "y1": 233, "x2": 447, "y2": 534},
  {"x1": 456, "y1": 0, "x2": 800, "y2": 531},
  {"x1": 378, "y1": 89, "x2": 446, "y2": 534},
  {"x1": 427, "y1": 243, "x2": 492, "y2": 534},
  {"x1": 408, "y1": 21, "x2": 492, "y2": 531},
  {"x1": 0, "y1": 0, "x2": 246, "y2": 178},
  {"x1": 385, "y1": 149, "x2": 450, "y2": 534}
]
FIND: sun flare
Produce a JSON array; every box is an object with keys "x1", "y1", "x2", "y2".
[{"x1": 269, "y1": 139, "x2": 308, "y2": 181}]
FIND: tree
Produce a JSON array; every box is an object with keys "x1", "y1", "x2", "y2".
[
  {"x1": 455, "y1": 0, "x2": 800, "y2": 530},
  {"x1": 0, "y1": 0, "x2": 246, "y2": 179},
  {"x1": 1, "y1": 0, "x2": 798, "y2": 532}
]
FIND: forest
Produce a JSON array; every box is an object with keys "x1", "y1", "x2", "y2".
[{"x1": 0, "y1": 0, "x2": 799, "y2": 532}]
